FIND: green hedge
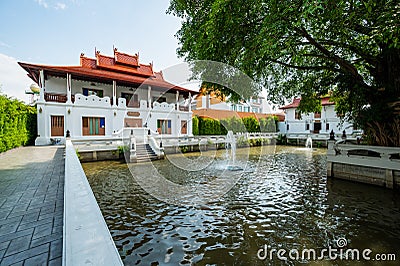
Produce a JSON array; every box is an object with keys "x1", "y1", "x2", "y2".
[
  {"x1": 0, "y1": 95, "x2": 37, "y2": 153},
  {"x1": 193, "y1": 115, "x2": 277, "y2": 135},
  {"x1": 192, "y1": 116, "x2": 199, "y2": 135}
]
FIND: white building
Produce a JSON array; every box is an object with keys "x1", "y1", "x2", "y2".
[
  {"x1": 279, "y1": 97, "x2": 354, "y2": 135},
  {"x1": 194, "y1": 94, "x2": 270, "y2": 114},
  {"x1": 19, "y1": 49, "x2": 197, "y2": 145}
]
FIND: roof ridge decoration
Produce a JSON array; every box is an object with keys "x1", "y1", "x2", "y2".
[
  {"x1": 280, "y1": 96, "x2": 334, "y2": 109},
  {"x1": 18, "y1": 47, "x2": 198, "y2": 94},
  {"x1": 113, "y1": 47, "x2": 140, "y2": 67}
]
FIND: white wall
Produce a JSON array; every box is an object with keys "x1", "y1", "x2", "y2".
[
  {"x1": 36, "y1": 76, "x2": 194, "y2": 145},
  {"x1": 282, "y1": 105, "x2": 354, "y2": 135}
]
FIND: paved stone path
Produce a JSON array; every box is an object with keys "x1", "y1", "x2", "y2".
[{"x1": 0, "y1": 146, "x2": 64, "y2": 266}]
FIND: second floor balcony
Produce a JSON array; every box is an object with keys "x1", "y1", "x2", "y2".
[{"x1": 43, "y1": 92, "x2": 191, "y2": 112}]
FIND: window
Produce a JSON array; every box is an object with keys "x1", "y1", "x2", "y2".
[
  {"x1": 314, "y1": 112, "x2": 321, "y2": 119},
  {"x1": 306, "y1": 123, "x2": 310, "y2": 130},
  {"x1": 83, "y1": 88, "x2": 103, "y2": 97},
  {"x1": 51, "y1": 116, "x2": 64, "y2": 136},
  {"x1": 82, "y1": 117, "x2": 105, "y2": 136},
  {"x1": 295, "y1": 110, "x2": 301, "y2": 120},
  {"x1": 181, "y1": 121, "x2": 187, "y2": 134},
  {"x1": 287, "y1": 124, "x2": 289, "y2": 131},
  {"x1": 326, "y1": 123, "x2": 330, "y2": 130},
  {"x1": 157, "y1": 119, "x2": 171, "y2": 134}
]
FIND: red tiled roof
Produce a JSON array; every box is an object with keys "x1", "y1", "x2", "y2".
[
  {"x1": 95, "y1": 52, "x2": 153, "y2": 77},
  {"x1": 280, "y1": 97, "x2": 334, "y2": 109},
  {"x1": 18, "y1": 50, "x2": 196, "y2": 95},
  {"x1": 321, "y1": 97, "x2": 335, "y2": 106},
  {"x1": 114, "y1": 49, "x2": 139, "y2": 67},
  {"x1": 280, "y1": 98, "x2": 301, "y2": 109}
]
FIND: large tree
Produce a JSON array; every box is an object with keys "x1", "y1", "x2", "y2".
[{"x1": 168, "y1": 0, "x2": 400, "y2": 146}]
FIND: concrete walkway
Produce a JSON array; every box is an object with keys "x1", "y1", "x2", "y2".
[{"x1": 0, "y1": 146, "x2": 64, "y2": 266}]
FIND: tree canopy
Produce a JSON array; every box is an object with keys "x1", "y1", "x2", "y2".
[{"x1": 168, "y1": 0, "x2": 400, "y2": 146}]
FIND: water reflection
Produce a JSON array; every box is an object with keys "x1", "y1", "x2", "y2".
[{"x1": 83, "y1": 146, "x2": 400, "y2": 265}]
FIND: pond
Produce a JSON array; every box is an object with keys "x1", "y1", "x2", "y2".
[{"x1": 83, "y1": 146, "x2": 400, "y2": 265}]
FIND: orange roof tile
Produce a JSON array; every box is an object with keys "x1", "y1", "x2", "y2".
[
  {"x1": 18, "y1": 49, "x2": 197, "y2": 95},
  {"x1": 280, "y1": 97, "x2": 334, "y2": 109},
  {"x1": 114, "y1": 49, "x2": 139, "y2": 67},
  {"x1": 192, "y1": 109, "x2": 284, "y2": 121}
]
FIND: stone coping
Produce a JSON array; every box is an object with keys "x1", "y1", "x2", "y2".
[{"x1": 63, "y1": 140, "x2": 123, "y2": 265}]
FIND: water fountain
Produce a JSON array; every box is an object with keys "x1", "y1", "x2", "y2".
[
  {"x1": 305, "y1": 136, "x2": 313, "y2": 149},
  {"x1": 226, "y1": 131, "x2": 242, "y2": 171}
]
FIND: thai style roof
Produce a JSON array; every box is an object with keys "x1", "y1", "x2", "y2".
[
  {"x1": 280, "y1": 97, "x2": 335, "y2": 109},
  {"x1": 18, "y1": 48, "x2": 196, "y2": 95}
]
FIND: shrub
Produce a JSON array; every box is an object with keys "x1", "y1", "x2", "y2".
[
  {"x1": 0, "y1": 94, "x2": 37, "y2": 153},
  {"x1": 192, "y1": 116, "x2": 199, "y2": 135}
]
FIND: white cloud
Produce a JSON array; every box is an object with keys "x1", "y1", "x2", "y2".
[
  {"x1": 55, "y1": 2, "x2": 66, "y2": 10},
  {"x1": 35, "y1": 0, "x2": 48, "y2": 8},
  {"x1": 0, "y1": 53, "x2": 34, "y2": 103},
  {"x1": 0, "y1": 41, "x2": 11, "y2": 48}
]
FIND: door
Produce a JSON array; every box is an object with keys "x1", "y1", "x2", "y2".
[
  {"x1": 51, "y1": 116, "x2": 64, "y2": 136},
  {"x1": 313, "y1": 122, "x2": 321, "y2": 133}
]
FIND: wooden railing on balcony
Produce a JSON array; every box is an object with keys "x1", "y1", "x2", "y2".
[
  {"x1": 127, "y1": 101, "x2": 140, "y2": 108},
  {"x1": 179, "y1": 106, "x2": 189, "y2": 112},
  {"x1": 45, "y1": 92, "x2": 67, "y2": 103},
  {"x1": 45, "y1": 92, "x2": 74, "y2": 103}
]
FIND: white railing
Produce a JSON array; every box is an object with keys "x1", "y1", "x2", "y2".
[
  {"x1": 148, "y1": 135, "x2": 164, "y2": 157},
  {"x1": 155, "y1": 132, "x2": 277, "y2": 147},
  {"x1": 328, "y1": 143, "x2": 400, "y2": 171}
]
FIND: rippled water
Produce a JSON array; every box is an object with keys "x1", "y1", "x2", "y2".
[{"x1": 83, "y1": 146, "x2": 400, "y2": 265}]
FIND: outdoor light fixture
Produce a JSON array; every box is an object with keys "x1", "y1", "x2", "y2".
[
  {"x1": 39, "y1": 107, "x2": 42, "y2": 113},
  {"x1": 114, "y1": 111, "x2": 116, "y2": 116},
  {"x1": 67, "y1": 109, "x2": 71, "y2": 114}
]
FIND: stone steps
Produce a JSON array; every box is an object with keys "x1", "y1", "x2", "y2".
[{"x1": 135, "y1": 144, "x2": 158, "y2": 162}]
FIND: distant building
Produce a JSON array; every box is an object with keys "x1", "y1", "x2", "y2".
[
  {"x1": 192, "y1": 108, "x2": 284, "y2": 122},
  {"x1": 19, "y1": 48, "x2": 197, "y2": 145},
  {"x1": 279, "y1": 97, "x2": 354, "y2": 135},
  {"x1": 193, "y1": 94, "x2": 270, "y2": 114}
]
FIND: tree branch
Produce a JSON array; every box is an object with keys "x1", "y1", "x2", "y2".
[
  {"x1": 266, "y1": 56, "x2": 339, "y2": 71},
  {"x1": 295, "y1": 26, "x2": 371, "y2": 88}
]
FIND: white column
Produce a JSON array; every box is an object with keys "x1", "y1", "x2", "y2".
[
  {"x1": 66, "y1": 73, "x2": 72, "y2": 104},
  {"x1": 176, "y1": 91, "x2": 179, "y2": 111},
  {"x1": 39, "y1": 70, "x2": 45, "y2": 102},
  {"x1": 112, "y1": 80, "x2": 117, "y2": 107},
  {"x1": 188, "y1": 92, "x2": 192, "y2": 112},
  {"x1": 148, "y1": 86, "x2": 152, "y2": 109}
]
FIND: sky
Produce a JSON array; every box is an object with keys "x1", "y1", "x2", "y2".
[{"x1": 0, "y1": 0, "x2": 187, "y2": 102}]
